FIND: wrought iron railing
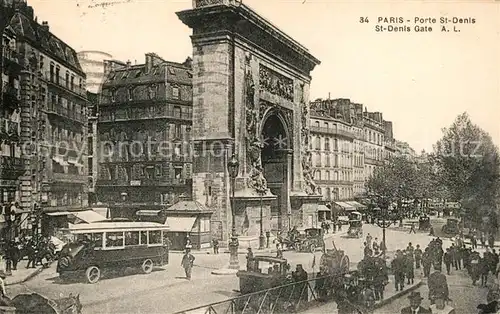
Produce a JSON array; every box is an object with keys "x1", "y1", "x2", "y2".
[{"x1": 172, "y1": 271, "x2": 366, "y2": 314}]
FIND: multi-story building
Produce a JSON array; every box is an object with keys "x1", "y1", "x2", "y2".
[
  {"x1": 383, "y1": 120, "x2": 397, "y2": 161},
  {"x1": 96, "y1": 53, "x2": 195, "y2": 211},
  {"x1": 309, "y1": 99, "x2": 356, "y2": 208},
  {"x1": 396, "y1": 140, "x2": 417, "y2": 160},
  {"x1": 362, "y1": 111, "x2": 385, "y2": 180},
  {"x1": 77, "y1": 50, "x2": 113, "y2": 94},
  {"x1": 1, "y1": 0, "x2": 89, "y2": 236},
  {"x1": 351, "y1": 103, "x2": 366, "y2": 197},
  {"x1": 1, "y1": 16, "x2": 23, "y2": 207}
]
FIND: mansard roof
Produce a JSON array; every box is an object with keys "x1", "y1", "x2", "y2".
[{"x1": 1, "y1": 6, "x2": 84, "y2": 75}]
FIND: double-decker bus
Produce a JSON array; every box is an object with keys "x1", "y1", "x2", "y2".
[{"x1": 57, "y1": 221, "x2": 169, "y2": 283}]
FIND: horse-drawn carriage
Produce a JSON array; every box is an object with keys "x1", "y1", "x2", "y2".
[
  {"x1": 347, "y1": 220, "x2": 363, "y2": 238},
  {"x1": 0, "y1": 293, "x2": 82, "y2": 314},
  {"x1": 419, "y1": 215, "x2": 431, "y2": 230},
  {"x1": 279, "y1": 228, "x2": 326, "y2": 253}
]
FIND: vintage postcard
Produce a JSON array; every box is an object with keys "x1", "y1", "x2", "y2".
[{"x1": 0, "y1": 0, "x2": 498, "y2": 313}]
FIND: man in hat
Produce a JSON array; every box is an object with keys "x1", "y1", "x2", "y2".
[
  {"x1": 181, "y1": 248, "x2": 195, "y2": 280},
  {"x1": 392, "y1": 250, "x2": 406, "y2": 291},
  {"x1": 246, "y1": 247, "x2": 254, "y2": 271},
  {"x1": 401, "y1": 292, "x2": 431, "y2": 314},
  {"x1": 428, "y1": 266, "x2": 449, "y2": 305},
  {"x1": 429, "y1": 290, "x2": 455, "y2": 314}
]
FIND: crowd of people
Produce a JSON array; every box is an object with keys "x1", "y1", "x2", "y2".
[{"x1": 0, "y1": 235, "x2": 56, "y2": 273}]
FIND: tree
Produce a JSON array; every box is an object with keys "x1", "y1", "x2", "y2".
[
  {"x1": 432, "y1": 112, "x2": 500, "y2": 230},
  {"x1": 366, "y1": 155, "x2": 419, "y2": 209}
]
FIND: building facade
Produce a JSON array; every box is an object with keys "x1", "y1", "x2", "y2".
[
  {"x1": 96, "y1": 53, "x2": 193, "y2": 216},
  {"x1": 76, "y1": 50, "x2": 113, "y2": 94},
  {"x1": 309, "y1": 99, "x2": 356, "y2": 204},
  {"x1": 1, "y1": 17, "x2": 23, "y2": 208},
  {"x1": 362, "y1": 111, "x2": 385, "y2": 181},
  {"x1": 1, "y1": 0, "x2": 89, "y2": 236}
]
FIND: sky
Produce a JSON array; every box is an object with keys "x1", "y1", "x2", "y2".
[{"x1": 26, "y1": 0, "x2": 500, "y2": 153}]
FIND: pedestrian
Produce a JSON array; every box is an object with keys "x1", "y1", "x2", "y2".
[
  {"x1": 414, "y1": 244, "x2": 423, "y2": 269},
  {"x1": 181, "y1": 248, "x2": 195, "y2": 280},
  {"x1": 471, "y1": 233, "x2": 478, "y2": 249},
  {"x1": 366, "y1": 233, "x2": 372, "y2": 248},
  {"x1": 429, "y1": 226, "x2": 435, "y2": 236},
  {"x1": 373, "y1": 255, "x2": 388, "y2": 301},
  {"x1": 481, "y1": 253, "x2": 491, "y2": 287},
  {"x1": 276, "y1": 242, "x2": 283, "y2": 259},
  {"x1": 212, "y1": 238, "x2": 219, "y2": 254},
  {"x1": 481, "y1": 233, "x2": 487, "y2": 248},
  {"x1": 363, "y1": 242, "x2": 373, "y2": 258},
  {"x1": 443, "y1": 248, "x2": 453, "y2": 275},
  {"x1": 489, "y1": 233, "x2": 495, "y2": 249},
  {"x1": 391, "y1": 250, "x2": 406, "y2": 292},
  {"x1": 246, "y1": 248, "x2": 254, "y2": 271},
  {"x1": 422, "y1": 248, "x2": 432, "y2": 277},
  {"x1": 428, "y1": 266, "x2": 449, "y2": 305},
  {"x1": 471, "y1": 251, "x2": 482, "y2": 285},
  {"x1": 409, "y1": 223, "x2": 416, "y2": 234},
  {"x1": 405, "y1": 251, "x2": 415, "y2": 285},
  {"x1": 400, "y1": 292, "x2": 431, "y2": 314},
  {"x1": 372, "y1": 238, "x2": 379, "y2": 252},
  {"x1": 429, "y1": 291, "x2": 455, "y2": 314}
]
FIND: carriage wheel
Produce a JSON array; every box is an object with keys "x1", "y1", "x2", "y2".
[
  {"x1": 141, "y1": 259, "x2": 154, "y2": 274},
  {"x1": 339, "y1": 255, "x2": 350, "y2": 274},
  {"x1": 85, "y1": 266, "x2": 101, "y2": 284},
  {"x1": 309, "y1": 244, "x2": 316, "y2": 253}
]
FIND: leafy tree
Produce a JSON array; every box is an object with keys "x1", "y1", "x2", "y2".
[
  {"x1": 366, "y1": 155, "x2": 419, "y2": 209},
  {"x1": 432, "y1": 112, "x2": 500, "y2": 230}
]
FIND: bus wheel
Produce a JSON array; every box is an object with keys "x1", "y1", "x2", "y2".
[
  {"x1": 141, "y1": 259, "x2": 154, "y2": 274},
  {"x1": 85, "y1": 266, "x2": 101, "y2": 284}
]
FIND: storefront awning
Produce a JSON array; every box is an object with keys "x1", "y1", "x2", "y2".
[
  {"x1": 136, "y1": 210, "x2": 161, "y2": 216},
  {"x1": 45, "y1": 211, "x2": 71, "y2": 216},
  {"x1": 345, "y1": 201, "x2": 366, "y2": 209},
  {"x1": 317, "y1": 205, "x2": 330, "y2": 212},
  {"x1": 72, "y1": 210, "x2": 107, "y2": 223},
  {"x1": 334, "y1": 202, "x2": 355, "y2": 211},
  {"x1": 165, "y1": 217, "x2": 196, "y2": 232}
]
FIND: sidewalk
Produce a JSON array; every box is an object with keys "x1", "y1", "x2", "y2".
[
  {"x1": 3, "y1": 259, "x2": 51, "y2": 286},
  {"x1": 171, "y1": 230, "x2": 349, "y2": 256},
  {"x1": 301, "y1": 275, "x2": 423, "y2": 313}
]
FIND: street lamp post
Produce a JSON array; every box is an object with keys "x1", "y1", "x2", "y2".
[
  {"x1": 259, "y1": 193, "x2": 265, "y2": 249},
  {"x1": 227, "y1": 154, "x2": 240, "y2": 269},
  {"x1": 373, "y1": 194, "x2": 394, "y2": 258}
]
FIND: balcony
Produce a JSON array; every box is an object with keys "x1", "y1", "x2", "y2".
[
  {"x1": 2, "y1": 83, "x2": 20, "y2": 106},
  {"x1": 2, "y1": 47, "x2": 21, "y2": 69},
  {"x1": 41, "y1": 71, "x2": 87, "y2": 99},
  {"x1": 99, "y1": 109, "x2": 192, "y2": 123},
  {"x1": 364, "y1": 157, "x2": 383, "y2": 166},
  {"x1": 96, "y1": 178, "x2": 187, "y2": 187},
  {"x1": 310, "y1": 126, "x2": 355, "y2": 139},
  {"x1": 45, "y1": 102, "x2": 85, "y2": 124},
  {"x1": 52, "y1": 172, "x2": 87, "y2": 184},
  {"x1": 0, "y1": 156, "x2": 25, "y2": 179},
  {"x1": 315, "y1": 179, "x2": 353, "y2": 186},
  {"x1": 0, "y1": 118, "x2": 20, "y2": 139}
]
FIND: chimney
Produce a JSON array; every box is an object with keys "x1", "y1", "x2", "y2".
[
  {"x1": 145, "y1": 53, "x2": 153, "y2": 73},
  {"x1": 126, "y1": 60, "x2": 131, "y2": 68},
  {"x1": 41, "y1": 21, "x2": 49, "y2": 32}
]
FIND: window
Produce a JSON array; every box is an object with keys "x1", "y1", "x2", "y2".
[
  {"x1": 49, "y1": 63, "x2": 54, "y2": 81},
  {"x1": 173, "y1": 106, "x2": 181, "y2": 118},
  {"x1": 172, "y1": 86, "x2": 180, "y2": 99},
  {"x1": 105, "y1": 232, "x2": 124, "y2": 248},
  {"x1": 71, "y1": 76, "x2": 75, "y2": 90},
  {"x1": 128, "y1": 88, "x2": 133, "y2": 100},
  {"x1": 174, "y1": 124, "x2": 182, "y2": 138},
  {"x1": 314, "y1": 121, "x2": 320, "y2": 128},
  {"x1": 324, "y1": 122, "x2": 329, "y2": 129},
  {"x1": 111, "y1": 90, "x2": 116, "y2": 102},
  {"x1": 140, "y1": 231, "x2": 147, "y2": 245},
  {"x1": 39, "y1": 56, "x2": 44, "y2": 71},
  {"x1": 174, "y1": 167, "x2": 182, "y2": 179},
  {"x1": 55, "y1": 67, "x2": 60, "y2": 84},
  {"x1": 324, "y1": 138, "x2": 330, "y2": 151},
  {"x1": 125, "y1": 231, "x2": 140, "y2": 246},
  {"x1": 65, "y1": 71, "x2": 69, "y2": 88},
  {"x1": 148, "y1": 230, "x2": 162, "y2": 245}
]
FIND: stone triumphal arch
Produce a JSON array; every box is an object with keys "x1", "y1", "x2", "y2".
[{"x1": 177, "y1": 0, "x2": 321, "y2": 246}]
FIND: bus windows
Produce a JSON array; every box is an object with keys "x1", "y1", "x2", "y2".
[
  {"x1": 93, "y1": 233, "x2": 103, "y2": 248},
  {"x1": 140, "y1": 231, "x2": 147, "y2": 245},
  {"x1": 125, "y1": 231, "x2": 140, "y2": 246},
  {"x1": 105, "y1": 232, "x2": 124, "y2": 248},
  {"x1": 148, "y1": 230, "x2": 162, "y2": 245}
]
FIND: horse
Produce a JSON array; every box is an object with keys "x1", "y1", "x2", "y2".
[{"x1": 8, "y1": 293, "x2": 82, "y2": 314}]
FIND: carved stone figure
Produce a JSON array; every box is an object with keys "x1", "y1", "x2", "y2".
[
  {"x1": 299, "y1": 84, "x2": 317, "y2": 195},
  {"x1": 244, "y1": 63, "x2": 268, "y2": 194}
]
